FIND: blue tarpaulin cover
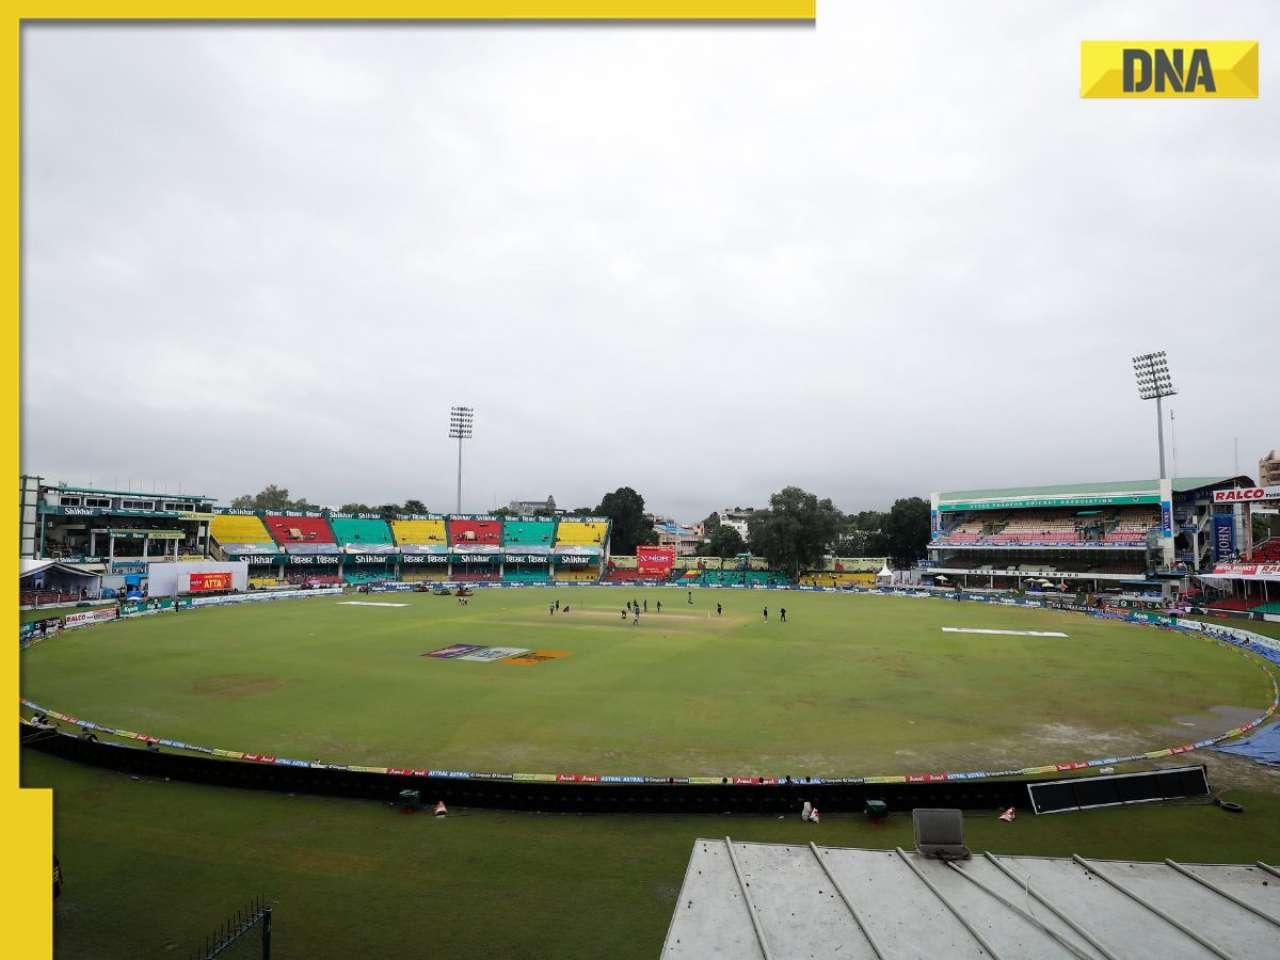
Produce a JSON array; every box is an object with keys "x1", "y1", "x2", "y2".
[{"x1": 1214, "y1": 721, "x2": 1280, "y2": 767}]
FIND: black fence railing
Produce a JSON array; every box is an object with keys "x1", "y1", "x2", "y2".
[
  {"x1": 27, "y1": 725, "x2": 1041, "y2": 813},
  {"x1": 190, "y1": 895, "x2": 272, "y2": 960}
]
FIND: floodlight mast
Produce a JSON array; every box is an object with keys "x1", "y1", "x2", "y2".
[
  {"x1": 448, "y1": 406, "x2": 474, "y2": 514},
  {"x1": 1131, "y1": 351, "x2": 1177, "y2": 480}
]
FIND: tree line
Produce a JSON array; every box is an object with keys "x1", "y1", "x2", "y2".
[{"x1": 228, "y1": 482, "x2": 930, "y2": 575}]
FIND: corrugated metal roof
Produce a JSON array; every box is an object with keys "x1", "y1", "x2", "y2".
[
  {"x1": 662, "y1": 839, "x2": 1280, "y2": 959},
  {"x1": 938, "y1": 477, "x2": 1247, "y2": 503}
]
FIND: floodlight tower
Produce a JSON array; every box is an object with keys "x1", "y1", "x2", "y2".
[
  {"x1": 1132, "y1": 351, "x2": 1177, "y2": 480},
  {"x1": 448, "y1": 405, "x2": 474, "y2": 513}
]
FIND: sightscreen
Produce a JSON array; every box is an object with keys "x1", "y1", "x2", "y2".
[{"x1": 1027, "y1": 765, "x2": 1209, "y2": 814}]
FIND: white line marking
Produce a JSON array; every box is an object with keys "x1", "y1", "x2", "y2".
[
  {"x1": 338, "y1": 601, "x2": 409, "y2": 608},
  {"x1": 941, "y1": 627, "x2": 1068, "y2": 637}
]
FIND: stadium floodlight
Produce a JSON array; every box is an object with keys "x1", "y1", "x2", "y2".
[
  {"x1": 1132, "y1": 351, "x2": 1177, "y2": 480},
  {"x1": 448, "y1": 405, "x2": 474, "y2": 514}
]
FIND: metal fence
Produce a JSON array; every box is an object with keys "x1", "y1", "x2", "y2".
[{"x1": 189, "y1": 895, "x2": 272, "y2": 960}]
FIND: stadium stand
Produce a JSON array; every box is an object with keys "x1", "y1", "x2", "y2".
[
  {"x1": 934, "y1": 509, "x2": 1158, "y2": 548},
  {"x1": 554, "y1": 521, "x2": 609, "y2": 547},
  {"x1": 452, "y1": 567, "x2": 499, "y2": 582},
  {"x1": 20, "y1": 589, "x2": 79, "y2": 606},
  {"x1": 284, "y1": 572, "x2": 342, "y2": 586},
  {"x1": 602, "y1": 567, "x2": 640, "y2": 582},
  {"x1": 502, "y1": 519, "x2": 556, "y2": 547},
  {"x1": 503, "y1": 567, "x2": 550, "y2": 584},
  {"x1": 553, "y1": 566, "x2": 598, "y2": 582},
  {"x1": 448, "y1": 518, "x2": 502, "y2": 546},
  {"x1": 343, "y1": 569, "x2": 391, "y2": 585},
  {"x1": 390, "y1": 518, "x2": 447, "y2": 547},
  {"x1": 329, "y1": 517, "x2": 394, "y2": 548},
  {"x1": 1252, "y1": 538, "x2": 1280, "y2": 562},
  {"x1": 400, "y1": 567, "x2": 448, "y2": 583},
  {"x1": 210, "y1": 514, "x2": 275, "y2": 547},
  {"x1": 264, "y1": 515, "x2": 336, "y2": 548}
]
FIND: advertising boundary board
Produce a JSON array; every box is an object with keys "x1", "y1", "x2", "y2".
[{"x1": 19, "y1": 588, "x2": 1280, "y2": 807}]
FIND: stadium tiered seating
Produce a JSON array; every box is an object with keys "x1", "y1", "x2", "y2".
[
  {"x1": 264, "y1": 515, "x2": 336, "y2": 546},
  {"x1": 400, "y1": 568, "x2": 447, "y2": 583},
  {"x1": 343, "y1": 570, "x2": 391, "y2": 585},
  {"x1": 934, "y1": 509, "x2": 1157, "y2": 547},
  {"x1": 1251, "y1": 539, "x2": 1280, "y2": 562},
  {"x1": 602, "y1": 568, "x2": 640, "y2": 582},
  {"x1": 453, "y1": 568, "x2": 499, "y2": 582},
  {"x1": 448, "y1": 519, "x2": 502, "y2": 546},
  {"x1": 391, "y1": 519, "x2": 447, "y2": 546},
  {"x1": 1205, "y1": 596, "x2": 1252, "y2": 612},
  {"x1": 503, "y1": 568, "x2": 550, "y2": 584},
  {"x1": 329, "y1": 517, "x2": 394, "y2": 547},
  {"x1": 1250, "y1": 601, "x2": 1280, "y2": 615},
  {"x1": 285, "y1": 573, "x2": 342, "y2": 586},
  {"x1": 210, "y1": 514, "x2": 275, "y2": 546},
  {"x1": 554, "y1": 521, "x2": 609, "y2": 547},
  {"x1": 502, "y1": 519, "x2": 556, "y2": 546},
  {"x1": 553, "y1": 567, "x2": 599, "y2": 582},
  {"x1": 20, "y1": 590, "x2": 79, "y2": 606}
]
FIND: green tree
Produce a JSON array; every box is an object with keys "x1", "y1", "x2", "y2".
[
  {"x1": 836, "y1": 510, "x2": 890, "y2": 557},
  {"x1": 701, "y1": 511, "x2": 721, "y2": 535},
  {"x1": 746, "y1": 486, "x2": 843, "y2": 577},
  {"x1": 402, "y1": 499, "x2": 428, "y2": 514},
  {"x1": 230, "y1": 485, "x2": 318, "y2": 512},
  {"x1": 882, "y1": 497, "x2": 931, "y2": 566},
  {"x1": 339, "y1": 503, "x2": 373, "y2": 513},
  {"x1": 596, "y1": 487, "x2": 656, "y2": 555},
  {"x1": 699, "y1": 523, "x2": 745, "y2": 558}
]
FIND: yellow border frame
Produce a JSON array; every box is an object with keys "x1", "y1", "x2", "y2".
[{"x1": 3, "y1": 5, "x2": 814, "y2": 955}]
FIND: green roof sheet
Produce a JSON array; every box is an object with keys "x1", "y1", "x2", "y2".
[{"x1": 938, "y1": 476, "x2": 1249, "y2": 503}]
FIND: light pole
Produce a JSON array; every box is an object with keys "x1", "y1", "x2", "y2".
[
  {"x1": 448, "y1": 405, "x2": 473, "y2": 513},
  {"x1": 1132, "y1": 351, "x2": 1177, "y2": 480}
]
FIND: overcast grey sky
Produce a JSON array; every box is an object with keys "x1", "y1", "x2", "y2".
[{"x1": 20, "y1": 5, "x2": 1279, "y2": 520}]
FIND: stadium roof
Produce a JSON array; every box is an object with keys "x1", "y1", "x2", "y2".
[
  {"x1": 938, "y1": 476, "x2": 1252, "y2": 503},
  {"x1": 41, "y1": 482, "x2": 214, "y2": 500},
  {"x1": 663, "y1": 838, "x2": 1280, "y2": 959}
]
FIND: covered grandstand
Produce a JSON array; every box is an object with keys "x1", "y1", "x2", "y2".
[
  {"x1": 926, "y1": 476, "x2": 1255, "y2": 593},
  {"x1": 206, "y1": 509, "x2": 613, "y2": 586}
]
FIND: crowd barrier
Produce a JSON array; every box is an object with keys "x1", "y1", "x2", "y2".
[{"x1": 19, "y1": 585, "x2": 1280, "y2": 812}]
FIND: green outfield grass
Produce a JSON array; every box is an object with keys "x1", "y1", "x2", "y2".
[
  {"x1": 20, "y1": 588, "x2": 1274, "y2": 778},
  {"x1": 23, "y1": 750, "x2": 1280, "y2": 960}
]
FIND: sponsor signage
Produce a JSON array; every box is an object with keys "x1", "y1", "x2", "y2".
[
  {"x1": 1213, "y1": 513, "x2": 1236, "y2": 560},
  {"x1": 1209, "y1": 563, "x2": 1280, "y2": 581},
  {"x1": 189, "y1": 572, "x2": 233, "y2": 593},
  {"x1": 1213, "y1": 486, "x2": 1280, "y2": 504},
  {"x1": 285, "y1": 554, "x2": 340, "y2": 566},
  {"x1": 637, "y1": 545, "x2": 676, "y2": 578},
  {"x1": 348, "y1": 554, "x2": 392, "y2": 564},
  {"x1": 423, "y1": 644, "x2": 483, "y2": 659},
  {"x1": 503, "y1": 554, "x2": 549, "y2": 564},
  {"x1": 455, "y1": 646, "x2": 530, "y2": 663},
  {"x1": 939, "y1": 494, "x2": 1158, "y2": 512},
  {"x1": 401, "y1": 554, "x2": 448, "y2": 565},
  {"x1": 63, "y1": 608, "x2": 118, "y2": 629}
]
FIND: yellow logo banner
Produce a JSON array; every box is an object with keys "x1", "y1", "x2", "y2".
[{"x1": 1081, "y1": 41, "x2": 1258, "y2": 98}]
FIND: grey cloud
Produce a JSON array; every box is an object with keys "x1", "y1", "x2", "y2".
[{"x1": 21, "y1": 6, "x2": 1280, "y2": 520}]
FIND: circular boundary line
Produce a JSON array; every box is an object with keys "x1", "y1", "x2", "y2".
[{"x1": 19, "y1": 587, "x2": 1280, "y2": 787}]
